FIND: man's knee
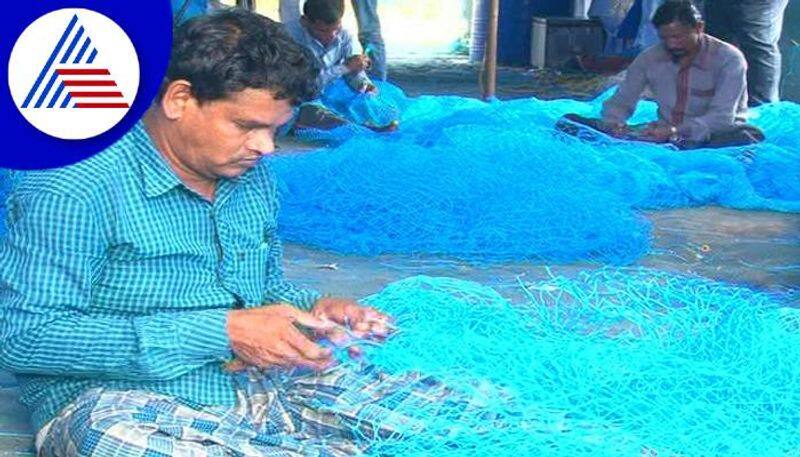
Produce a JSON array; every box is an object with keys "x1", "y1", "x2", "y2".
[
  {"x1": 38, "y1": 389, "x2": 107, "y2": 456},
  {"x1": 703, "y1": 124, "x2": 765, "y2": 149},
  {"x1": 38, "y1": 389, "x2": 158, "y2": 457}
]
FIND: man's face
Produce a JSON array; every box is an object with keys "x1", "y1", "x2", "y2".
[
  {"x1": 658, "y1": 21, "x2": 704, "y2": 61},
  {"x1": 302, "y1": 17, "x2": 341, "y2": 46},
  {"x1": 172, "y1": 88, "x2": 294, "y2": 181}
]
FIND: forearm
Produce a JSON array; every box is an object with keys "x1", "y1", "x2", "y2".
[
  {"x1": 0, "y1": 306, "x2": 231, "y2": 381},
  {"x1": 261, "y1": 231, "x2": 321, "y2": 311},
  {"x1": 344, "y1": 70, "x2": 372, "y2": 91},
  {"x1": 263, "y1": 280, "x2": 322, "y2": 311},
  {"x1": 677, "y1": 105, "x2": 740, "y2": 143},
  {"x1": 601, "y1": 97, "x2": 637, "y2": 125},
  {"x1": 601, "y1": 57, "x2": 647, "y2": 124},
  {"x1": 677, "y1": 117, "x2": 712, "y2": 143}
]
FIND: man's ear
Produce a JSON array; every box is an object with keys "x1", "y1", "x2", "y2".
[
  {"x1": 159, "y1": 79, "x2": 195, "y2": 121},
  {"x1": 696, "y1": 21, "x2": 705, "y2": 35}
]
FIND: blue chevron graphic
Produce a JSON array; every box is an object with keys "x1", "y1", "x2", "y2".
[{"x1": 22, "y1": 14, "x2": 102, "y2": 109}]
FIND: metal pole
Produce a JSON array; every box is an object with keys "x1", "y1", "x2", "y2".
[{"x1": 482, "y1": 0, "x2": 500, "y2": 100}]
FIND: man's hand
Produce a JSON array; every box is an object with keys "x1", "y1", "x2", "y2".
[
  {"x1": 226, "y1": 304, "x2": 334, "y2": 371},
  {"x1": 360, "y1": 82, "x2": 378, "y2": 94},
  {"x1": 345, "y1": 54, "x2": 371, "y2": 73},
  {"x1": 312, "y1": 297, "x2": 392, "y2": 340},
  {"x1": 641, "y1": 122, "x2": 676, "y2": 143}
]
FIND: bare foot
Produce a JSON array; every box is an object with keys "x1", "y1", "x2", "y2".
[{"x1": 365, "y1": 120, "x2": 399, "y2": 133}]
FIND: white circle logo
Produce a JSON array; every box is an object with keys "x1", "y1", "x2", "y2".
[{"x1": 8, "y1": 8, "x2": 140, "y2": 140}]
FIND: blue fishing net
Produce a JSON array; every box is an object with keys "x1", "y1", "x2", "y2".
[
  {"x1": 272, "y1": 83, "x2": 800, "y2": 262},
  {"x1": 321, "y1": 79, "x2": 407, "y2": 128},
  {"x1": 273, "y1": 126, "x2": 651, "y2": 264},
  {"x1": 327, "y1": 270, "x2": 800, "y2": 455},
  {"x1": 292, "y1": 79, "x2": 407, "y2": 144}
]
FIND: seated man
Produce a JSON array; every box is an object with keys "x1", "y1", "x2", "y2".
[
  {"x1": 284, "y1": 0, "x2": 397, "y2": 132},
  {"x1": 560, "y1": 1, "x2": 764, "y2": 149},
  {"x1": 280, "y1": 0, "x2": 387, "y2": 81},
  {"x1": 285, "y1": 0, "x2": 373, "y2": 93},
  {"x1": 0, "y1": 10, "x2": 434, "y2": 456}
]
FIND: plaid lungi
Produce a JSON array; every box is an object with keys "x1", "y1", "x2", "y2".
[{"x1": 37, "y1": 364, "x2": 465, "y2": 457}]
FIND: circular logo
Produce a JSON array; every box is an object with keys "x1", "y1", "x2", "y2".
[{"x1": 7, "y1": 8, "x2": 140, "y2": 140}]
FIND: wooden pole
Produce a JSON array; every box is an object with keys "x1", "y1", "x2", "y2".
[
  {"x1": 482, "y1": 0, "x2": 500, "y2": 100},
  {"x1": 236, "y1": 0, "x2": 255, "y2": 11}
]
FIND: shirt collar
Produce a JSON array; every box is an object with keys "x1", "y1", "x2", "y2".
[
  {"x1": 130, "y1": 121, "x2": 260, "y2": 200},
  {"x1": 690, "y1": 34, "x2": 712, "y2": 71},
  {"x1": 129, "y1": 122, "x2": 183, "y2": 198},
  {"x1": 300, "y1": 23, "x2": 342, "y2": 52}
]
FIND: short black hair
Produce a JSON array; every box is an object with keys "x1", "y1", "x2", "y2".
[
  {"x1": 652, "y1": 1, "x2": 703, "y2": 28},
  {"x1": 162, "y1": 8, "x2": 319, "y2": 105},
  {"x1": 303, "y1": 0, "x2": 345, "y2": 24}
]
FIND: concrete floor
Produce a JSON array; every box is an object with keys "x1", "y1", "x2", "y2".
[{"x1": 281, "y1": 207, "x2": 800, "y2": 304}]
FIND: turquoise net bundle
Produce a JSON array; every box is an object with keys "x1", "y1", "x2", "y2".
[
  {"x1": 327, "y1": 270, "x2": 800, "y2": 455},
  {"x1": 320, "y1": 79, "x2": 407, "y2": 128},
  {"x1": 292, "y1": 80, "x2": 407, "y2": 144},
  {"x1": 272, "y1": 83, "x2": 800, "y2": 262}
]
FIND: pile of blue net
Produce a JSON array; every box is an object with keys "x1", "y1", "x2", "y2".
[
  {"x1": 292, "y1": 79, "x2": 408, "y2": 144},
  {"x1": 274, "y1": 82, "x2": 800, "y2": 263},
  {"x1": 326, "y1": 269, "x2": 800, "y2": 455}
]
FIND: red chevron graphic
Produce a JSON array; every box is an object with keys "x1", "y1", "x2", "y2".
[{"x1": 56, "y1": 67, "x2": 129, "y2": 108}]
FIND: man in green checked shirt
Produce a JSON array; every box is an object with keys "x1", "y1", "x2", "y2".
[{"x1": 0, "y1": 9, "x2": 450, "y2": 457}]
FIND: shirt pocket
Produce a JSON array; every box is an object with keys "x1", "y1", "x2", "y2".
[
  {"x1": 690, "y1": 87, "x2": 715, "y2": 98},
  {"x1": 98, "y1": 221, "x2": 219, "y2": 312},
  {"x1": 232, "y1": 242, "x2": 271, "y2": 305},
  {"x1": 222, "y1": 213, "x2": 277, "y2": 305},
  {"x1": 687, "y1": 80, "x2": 716, "y2": 114}
]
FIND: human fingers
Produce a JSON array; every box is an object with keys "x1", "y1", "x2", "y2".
[
  {"x1": 357, "y1": 307, "x2": 393, "y2": 338},
  {"x1": 347, "y1": 346, "x2": 363, "y2": 359},
  {"x1": 224, "y1": 359, "x2": 248, "y2": 372},
  {"x1": 283, "y1": 325, "x2": 333, "y2": 369},
  {"x1": 320, "y1": 325, "x2": 353, "y2": 346},
  {"x1": 236, "y1": 345, "x2": 285, "y2": 370},
  {"x1": 287, "y1": 307, "x2": 337, "y2": 333}
]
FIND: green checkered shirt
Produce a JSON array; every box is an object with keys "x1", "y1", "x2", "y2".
[{"x1": 0, "y1": 123, "x2": 320, "y2": 430}]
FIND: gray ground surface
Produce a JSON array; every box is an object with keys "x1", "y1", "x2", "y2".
[
  {"x1": 1, "y1": 59, "x2": 797, "y2": 456},
  {"x1": 282, "y1": 207, "x2": 800, "y2": 303}
]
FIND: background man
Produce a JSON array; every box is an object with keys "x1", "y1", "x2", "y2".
[
  {"x1": 561, "y1": 1, "x2": 764, "y2": 149},
  {"x1": 281, "y1": 0, "x2": 387, "y2": 81}
]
